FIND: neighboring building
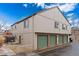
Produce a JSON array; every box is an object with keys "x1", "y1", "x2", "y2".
[
  {"x1": 71, "y1": 27, "x2": 79, "y2": 41},
  {"x1": 11, "y1": 7, "x2": 71, "y2": 51}
]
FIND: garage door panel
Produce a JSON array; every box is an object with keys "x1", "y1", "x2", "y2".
[
  {"x1": 50, "y1": 35, "x2": 56, "y2": 47},
  {"x1": 38, "y1": 35, "x2": 48, "y2": 49},
  {"x1": 58, "y1": 35, "x2": 63, "y2": 45},
  {"x1": 64, "y1": 35, "x2": 68, "y2": 43}
]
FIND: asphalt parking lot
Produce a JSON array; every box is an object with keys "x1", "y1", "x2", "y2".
[{"x1": 40, "y1": 41, "x2": 79, "y2": 56}]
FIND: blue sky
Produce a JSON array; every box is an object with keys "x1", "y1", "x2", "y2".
[{"x1": 0, "y1": 3, "x2": 79, "y2": 27}]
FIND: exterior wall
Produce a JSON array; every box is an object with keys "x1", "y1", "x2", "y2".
[
  {"x1": 11, "y1": 17, "x2": 34, "y2": 50},
  {"x1": 11, "y1": 17, "x2": 33, "y2": 34},
  {"x1": 33, "y1": 7, "x2": 71, "y2": 50},
  {"x1": 34, "y1": 7, "x2": 71, "y2": 34},
  {"x1": 11, "y1": 7, "x2": 71, "y2": 51},
  {"x1": 22, "y1": 33, "x2": 34, "y2": 49},
  {"x1": 71, "y1": 29, "x2": 79, "y2": 41},
  {"x1": 33, "y1": 33, "x2": 38, "y2": 50}
]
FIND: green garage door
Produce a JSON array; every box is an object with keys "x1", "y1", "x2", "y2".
[
  {"x1": 50, "y1": 35, "x2": 56, "y2": 47},
  {"x1": 58, "y1": 35, "x2": 63, "y2": 45},
  {"x1": 38, "y1": 35, "x2": 48, "y2": 49},
  {"x1": 64, "y1": 35, "x2": 68, "y2": 43}
]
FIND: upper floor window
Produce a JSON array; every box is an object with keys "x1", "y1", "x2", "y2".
[
  {"x1": 15, "y1": 25, "x2": 16, "y2": 29},
  {"x1": 24, "y1": 20, "x2": 29, "y2": 28},
  {"x1": 24, "y1": 20, "x2": 26, "y2": 28},
  {"x1": 66, "y1": 26, "x2": 68, "y2": 30},
  {"x1": 11, "y1": 26, "x2": 13, "y2": 30},
  {"x1": 62, "y1": 24, "x2": 65, "y2": 30},
  {"x1": 62, "y1": 24, "x2": 67, "y2": 30},
  {"x1": 54, "y1": 22, "x2": 59, "y2": 28}
]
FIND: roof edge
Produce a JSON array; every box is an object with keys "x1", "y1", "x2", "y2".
[
  {"x1": 11, "y1": 6, "x2": 70, "y2": 26},
  {"x1": 56, "y1": 7, "x2": 71, "y2": 25},
  {"x1": 11, "y1": 6, "x2": 58, "y2": 26}
]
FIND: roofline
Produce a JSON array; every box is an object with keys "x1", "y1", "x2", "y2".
[
  {"x1": 36, "y1": 6, "x2": 58, "y2": 14},
  {"x1": 56, "y1": 7, "x2": 71, "y2": 25},
  {"x1": 11, "y1": 6, "x2": 58, "y2": 26},
  {"x1": 36, "y1": 6, "x2": 71, "y2": 25},
  {"x1": 11, "y1": 6, "x2": 70, "y2": 26},
  {"x1": 11, "y1": 13, "x2": 36, "y2": 26}
]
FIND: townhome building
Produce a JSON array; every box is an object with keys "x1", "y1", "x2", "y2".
[{"x1": 11, "y1": 7, "x2": 71, "y2": 51}]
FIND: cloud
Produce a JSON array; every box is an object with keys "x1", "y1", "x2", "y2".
[
  {"x1": 42, "y1": 3, "x2": 77, "y2": 12},
  {"x1": 66, "y1": 12, "x2": 79, "y2": 27},
  {"x1": 68, "y1": 18, "x2": 73, "y2": 23},
  {"x1": 35, "y1": 3, "x2": 46, "y2": 8},
  {"x1": 44, "y1": 4, "x2": 55, "y2": 8},
  {"x1": 44, "y1": 4, "x2": 65, "y2": 9},
  {"x1": 35, "y1": 3, "x2": 53, "y2": 9},
  {"x1": 68, "y1": 18, "x2": 79, "y2": 27},
  {"x1": 58, "y1": 4, "x2": 77, "y2": 12},
  {"x1": 66, "y1": 13, "x2": 74, "y2": 17},
  {"x1": 73, "y1": 19, "x2": 79, "y2": 27},
  {"x1": 74, "y1": 19, "x2": 79, "y2": 23},
  {"x1": 66, "y1": 13, "x2": 75, "y2": 21},
  {"x1": 23, "y1": 4, "x2": 28, "y2": 8},
  {"x1": 36, "y1": 3, "x2": 77, "y2": 13}
]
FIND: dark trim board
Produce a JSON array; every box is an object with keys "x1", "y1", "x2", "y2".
[{"x1": 35, "y1": 32, "x2": 71, "y2": 35}]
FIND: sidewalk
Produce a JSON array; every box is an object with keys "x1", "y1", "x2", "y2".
[
  {"x1": 6, "y1": 44, "x2": 33, "y2": 55},
  {"x1": 0, "y1": 45, "x2": 16, "y2": 56}
]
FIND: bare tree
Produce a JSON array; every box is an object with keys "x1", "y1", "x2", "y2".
[{"x1": 0, "y1": 19, "x2": 7, "y2": 33}]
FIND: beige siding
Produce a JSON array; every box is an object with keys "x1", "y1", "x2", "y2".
[
  {"x1": 23, "y1": 17, "x2": 33, "y2": 33},
  {"x1": 11, "y1": 7, "x2": 71, "y2": 51},
  {"x1": 11, "y1": 17, "x2": 34, "y2": 50},
  {"x1": 11, "y1": 17, "x2": 33, "y2": 34},
  {"x1": 33, "y1": 33, "x2": 37, "y2": 50},
  {"x1": 22, "y1": 33, "x2": 34, "y2": 49},
  {"x1": 38, "y1": 7, "x2": 69, "y2": 25},
  {"x1": 71, "y1": 29, "x2": 79, "y2": 41},
  {"x1": 34, "y1": 7, "x2": 71, "y2": 34}
]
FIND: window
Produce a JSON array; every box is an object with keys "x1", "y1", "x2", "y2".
[
  {"x1": 54, "y1": 22, "x2": 59, "y2": 28},
  {"x1": 24, "y1": 20, "x2": 29, "y2": 28},
  {"x1": 15, "y1": 25, "x2": 16, "y2": 29},
  {"x1": 62, "y1": 24, "x2": 65, "y2": 30},
  {"x1": 11, "y1": 26, "x2": 13, "y2": 29},
  {"x1": 62, "y1": 24, "x2": 67, "y2": 30},
  {"x1": 66, "y1": 26, "x2": 67, "y2": 30},
  {"x1": 24, "y1": 20, "x2": 26, "y2": 28},
  {"x1": 26, "y1": 20, "x2": 29, "y2": 28}
]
